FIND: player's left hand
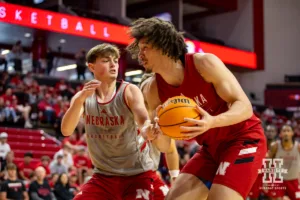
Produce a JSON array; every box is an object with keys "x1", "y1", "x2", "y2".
[
  {"x1": 180, "y1": 105, "x2": 215, "y2": 140},
  {"x1": 140, "y1": 120, "x2": 160, "y2": 141}
]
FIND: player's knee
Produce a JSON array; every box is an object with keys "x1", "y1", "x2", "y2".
[{"x1": 166, "y1": 173, "x2": 209, "y2": 200}]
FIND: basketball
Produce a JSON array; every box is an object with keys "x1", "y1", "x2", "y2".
[{"x1": 157, "y1": 96, "x2": 201, "y2": 140}]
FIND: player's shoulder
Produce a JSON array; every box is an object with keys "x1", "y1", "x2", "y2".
[
  {"x1": 192, "y1": 53, "x2": 223, "y2": 75},
  {"x1": 193, "y1": 53, "x2": 219, "y2": 66},
  {"x1": 124, "y1": 82, "x2": 140, "y2": 93}
]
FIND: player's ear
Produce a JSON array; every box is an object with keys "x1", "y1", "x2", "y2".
[{"x1": 88, "y1": 63, "x2": 95, "y2": 72}]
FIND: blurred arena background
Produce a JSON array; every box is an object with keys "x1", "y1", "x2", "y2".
[{"x1": 0, "y1": 0, "x2": 299, "y2": 199}]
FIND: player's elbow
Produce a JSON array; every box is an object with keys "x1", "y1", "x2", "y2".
[
  {"x1": 61, "y1": 125, "x2": 73, "y2": 137},
  {"x1": 244, "y1": 102, "x2": 253, "y2": 120}
]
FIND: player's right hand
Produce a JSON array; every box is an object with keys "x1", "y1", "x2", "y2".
[{"x1": 78, "y1": 80, "x2": 101, "y2": 101}]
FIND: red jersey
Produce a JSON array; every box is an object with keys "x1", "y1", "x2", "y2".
[
  {"x1": 156, "y1": 54, "x2": 261, "y2": 147},
  {"x1": 73, "y1": 155, "x2": 91, "y2": 168},
  {"x1": 18, "y1": 162, "x2": 36, "y2": 179}
]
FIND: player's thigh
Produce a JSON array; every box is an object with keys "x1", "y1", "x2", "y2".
[
  {"x1": 207, "y1": 184, "x2": 243, "y2": 200},
  {"x1": 165, "y1": 173, "x2": 209, "y2": 200},
  {"x1": 123, "y1": 174, "x2": 154, "y2": 200},
  {"x1": 212, "y1": 132, "x2": 267, "y2": 199},
  {"x1": 165, "y1": 147, "x2": 216, "y2": 200},
  {"x1": 74, "y1": 174, "x2": 118, "y2": 200}
]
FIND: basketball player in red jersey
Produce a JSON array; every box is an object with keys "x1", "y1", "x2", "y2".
[
  {"x1": 248, "y1": 125, "x2": 278, "y2": 200},
  {"x1": 140, "y1": 73, "x2": 180, "y2": 199},
  {"x1": 61, "y1": 43, "x2": 170, "y2": 200},
  {"x1": 127, "y1": 17, "x2": 267, "y2": 200},
  {"x1": 267, "y1": 125, "x2": 300, "y2": 200}
]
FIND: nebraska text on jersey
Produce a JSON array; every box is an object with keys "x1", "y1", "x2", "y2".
[{"x1": 85, "y1": 115, "x2": 125, "y2": 126}]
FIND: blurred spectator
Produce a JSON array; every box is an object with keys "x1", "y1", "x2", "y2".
[
  {"x1": 11, "y1": 40, "x2": 23, "y2": 73},
  {"x1": 29, "y1": 166, "x2": 56, "y2": 200},
  {"x1": 53, "y1": 173, "x2": 74, "y2": 200},
  {"x1": 73, "y1": 146, "x2": 91, "y2": 184},
  {"x1": 9, "y1": 73, "x2": 22, "y2": 88},
  {"x1": 62, "y1": 134, "x2": 78, "y2": 149},
  {"x1": 0, "y1": 53, "x2": 8, "y2": 72},
  {"x1": 0, "y1": 72, "x2": 10, "y2": 93},
  {"x1": 36, "y1": 155, "x2": 51, "y2": 178},
  {"x1": 0, "y1": 97, "x2": 5, "y2": 122},
  {"x1": 73, "y1": 146, "x2": 90, "y2": 169},
  {"x1": 12, "y1": 94, "x2": 33, "y2": 128},
  {"x1": 38, "y1": 93, "x2": 55, "y2": 124},
  {"x1": 0, "y1": 151, "x2": 15, "y2": 180},
  {"x1": 75, "y1": 49, "x2": 86, "y2": 81},
  {"x1": 49, "y1": 155, "x2": 67, "y2": 175},
  {"x1": 1, "y1": 88, "x2": 19, "y2": 123},
  {"x1": 49, "y1": 173, "x2": 59, "y2": 188},
  {"x1": 55, "y1": 80, "x2": 68, "y2": 95},
  {"x1": 23, "y1": 72, "x2": 34, "y2": 87},
  {"x1": 53, "y1": 144, "x2": 73, "y2": 170},
  {"x1": 46, "y1": 48, "x2": 54, "y2": 75},
  {"x1": 68, "y1": 172, "x2": 79, "y2": 196},
  {"x1": 263, "y1": 106, "x2": 276, "y2": 118},
  {"x1": 0, "y1": 132, "x2": 11, "y2": 180},
  {"x1": 0, "y1": 132, "x2": 10, "y2": 160},
  {"x1": 0, "y1": 163, "x2": 29, "y2": 200},
  {"x1": 31, "y1": 36, "x2": 45, "y2": 74},
  {"x1": 18, "y1": 152, "x2": 36, "y2": 180}
]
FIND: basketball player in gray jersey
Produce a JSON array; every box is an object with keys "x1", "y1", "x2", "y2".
[
  {"x1": 268, "y1": 125, "x2": 300, "y2": 200},
  {"x1": 140, "y1": 73, "x2": 180, "y2": 199},
  {"x1": 61, "y1": 43, "x2": 169, "y2": 200}
]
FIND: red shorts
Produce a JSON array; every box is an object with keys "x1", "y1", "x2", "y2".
[
  {"x1": 73, "y1": 171, "x2": 155, "y2": 200},
  {"x1": 264, "y1": 179, "x2": 300, "y2": 200},
  {"x1": 248, "y1": 173, "x2": 263, "y2": 198},
  {"x1": 153, "y1": 173, "x2": 169, "y2": 199},
  {"x1": 181, "y1": 128, "x2": 267, "y2": 199}
]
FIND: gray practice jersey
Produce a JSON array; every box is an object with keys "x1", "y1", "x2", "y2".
[
  {"x1": 275, "y1": 141, "x2": 300, "y2": 180},
  {"x1": 84, "y1": 81, "x2": 155, "y2": 176}
]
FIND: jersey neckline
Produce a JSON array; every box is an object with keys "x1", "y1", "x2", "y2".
[{"x1": 95, "y1": 80, "x2": 124, "y2": 105}]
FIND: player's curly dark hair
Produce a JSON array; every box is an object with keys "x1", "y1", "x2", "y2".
[{"x1": 126, "y1": 18, "x2": 187, "y2": 61}]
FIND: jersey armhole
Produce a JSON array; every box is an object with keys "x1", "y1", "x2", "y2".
[
  {"x1": 123, "y1": 83, "x2": 132, "y2": 113},
  {"x1": 82, "y1": 102, "x2": 86, "y2": 118}
]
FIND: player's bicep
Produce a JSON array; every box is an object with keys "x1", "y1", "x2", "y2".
[
  {"x1": 194, "y1": 53, "x2": 250, "y2": 105},
  {"x1": 142, "y1": 77, "x2": 161, "y2": 122},
  {"x1": 126, "y1": 84, "x2": 149, "y2": 127}
]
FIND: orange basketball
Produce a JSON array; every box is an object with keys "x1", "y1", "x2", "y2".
[{"x1": 158, "y1": 96, "x2": 201, "y2": 140}]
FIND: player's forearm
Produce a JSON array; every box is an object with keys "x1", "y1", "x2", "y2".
[
  {"x1": 212, "y1": 100, "x2": 253, "y2": 128},
  {"x1": 152, "y1": 134, "x2": 171, "y2": 153},
  {"x1": 61, "y1": 98, "x2": 84, "y2": 136},
  {"x1": 165, "y1": 150, "x2": 179, "y2": 170}
]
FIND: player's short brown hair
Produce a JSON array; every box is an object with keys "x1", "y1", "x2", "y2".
[
  {"x1": 126, "y1": 17, "x2": 187, "y2": 61},
  {"x1": 86, "y1": 43, "x2": 120, "y2": 64}
]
